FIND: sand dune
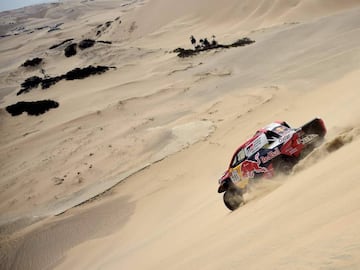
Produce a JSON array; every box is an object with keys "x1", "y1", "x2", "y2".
[{"x1": 1, "y1": 0, "x2": 360, "y2": 269}]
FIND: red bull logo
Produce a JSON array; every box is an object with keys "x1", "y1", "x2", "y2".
[
  {"x1": 260, "y1": 147, "x2": 281, "y2": 163},
  {"x1": 241, "y1": 152, "x2": 268, "y2": 178}
]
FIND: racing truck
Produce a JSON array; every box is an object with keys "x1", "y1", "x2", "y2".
[{"x1": 218, "y1": 118, "x2": 326, "y2": 211}]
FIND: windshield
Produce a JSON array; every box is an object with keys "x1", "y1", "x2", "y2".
[
  {"x1": 231, "y1": 149, "x2": 246, "y2": 168},
  {"x1": 272, "y1": 125, "x2": 290, "y2": 135}
]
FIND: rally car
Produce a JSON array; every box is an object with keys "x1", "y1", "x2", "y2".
[{"x1": 218, "y1": 118, "x2": 326, "y2": 211}]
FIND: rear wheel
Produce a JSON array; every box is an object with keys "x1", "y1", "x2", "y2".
[
  {"x1": 273, "y1": 156, "x2": 297, "y2": 175},
  {"x1": 223, "y1": 187, "x2": 244, "y2": 211},
  {"x1": 301, "y1": 118, "x2": 326, "y2": 138},
  {"x1": 299, "y1": 118, "x2": 326, "y2": 157},
  {"x1": 301, "y1": 118, "x2": 326, "y2": 146}
]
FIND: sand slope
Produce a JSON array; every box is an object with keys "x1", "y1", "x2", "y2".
[{"x1": 1, "y1": 0, "x2": 360, "y2": 269}]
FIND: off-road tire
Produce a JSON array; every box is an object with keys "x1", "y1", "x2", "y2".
[
  {"x1": 223, "y1": 188, "x2": 244, "y2": 211},
  {"x1": 301, "y1": 118, "x2": 326, "y2": 138},
  {"x1": 274, "y1": 156, "x2": 297, "y2": 175},
  {"x1": 299, "y1": 118, "x2": 326, "y2": 157}
]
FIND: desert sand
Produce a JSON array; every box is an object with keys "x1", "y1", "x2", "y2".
[{"x1": 1, "y1": 0, "x2": 360, "y2": 269}]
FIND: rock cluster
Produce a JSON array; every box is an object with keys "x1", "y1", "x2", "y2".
[
  {"x1": 61, "y1": 39, "x2": 111, "y2": 57},
  {"x1": 6, "y1": 18, "x2": 119, "y2": 117},
  {"x1": 64, "y1": 43, "x2": 78, "y2": 57},
  {"x1": 6, "y1": 100, "x2": 59, "y2": 116},
  {"x1": 22, "y1": 57, "x2": 43, "y2": 67},
  {"x1": 78, "y1": 39, "x2": 96, "y2": 50},
  {"x1": 174, "y1": 37, "x2": 255, "y2": 58},
  {"x1": 17, "y1": 65, "x2": 113, "y2": 95}
]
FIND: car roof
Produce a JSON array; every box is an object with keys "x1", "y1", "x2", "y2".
[
  {"x1": 229, "y1": 121, "x2": 285, "y2": 166},
  {"x1": 257, "y1": 122, "x2": 283, "y2": 133}
]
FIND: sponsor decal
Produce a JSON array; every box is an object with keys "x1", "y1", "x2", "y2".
[
  {"x1": 241, "y1": 152, "x2": 268, "y2": 179},
  {"x1": 260, "y1": 147, "x2": 281, "y2": 163},
  {"x1": 279, "y1": 132, "x2": 292, "y2": 143},
  {"x1": 245, "y1": 134, "x2": 268, "y2": 157},
  {"x1": 300, "y1": 134, "x2": 318, "y2": 144},
  {"x1": 288, "y1": 147, "x2": 299, "y2": 155},
  {"x1": 230, "y1": 170, "x2": 241, "y2": 182}
]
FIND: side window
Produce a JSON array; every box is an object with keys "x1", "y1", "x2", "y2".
[{"x1": 265, "y1": 130, "x2": 280, "y2": 142}]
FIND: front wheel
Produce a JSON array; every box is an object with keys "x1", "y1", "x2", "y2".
[{"x1": 223, "y1": 188, "x2": 244, "y2": 211}]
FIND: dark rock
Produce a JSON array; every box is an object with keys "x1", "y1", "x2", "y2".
[
  {"x1": 6, "y1": 100, "x2": 59, "y2": 116},
  {"x1": 54, "y1": 23, "x2": 64, "y2": 28},
  {"x1": 17, "y1": 66, "x2": 114, "y2": 93},
  {"x1": 79, "y1": 39, "x2": 96, "y2": 50},
  {"x1": 49, "y1": 38, "x2": 74, "y2": 49},
  {"x1": 22, "y1": 57, "x2": 43, "y2": 67},
  {"x1": 64, "y1": 43, "x2": 77, "y2": 57},
  {"x1": 202, "y1": 38, "x2": 210, "y2": 47},
  {"x1": 48, "y1": 27, "x2": 61, "y2": 33},
  {"x1": 190, "y1": 35, "x2": 196, "y2": 46},
  {"x1": 53, "y1": 177, "x2": 64, "y2": 185},
  {"x1": 175, "y1": 48, "x2": 199, "y2": 58},
  {"x1": 97, "y1": 40, "x2": 112, "y2": 45},
  {"x1": 41, "y1": 75, "x2": 64, "y2": 89},
  {"x1": 230, "y1": 37, "x2": 255, "y2": 47},
  {"x1": 64, "y1": 65, "x2": 111, "y2": 80},
  {"x1": 36, "y1": 26, "x2": 48, "y2": 31},
  {"x1": 105, "y1": 21, "x2": 113, "y2": 28},
  {"x1": 17, "y1": 76, "x2": 43, "y2": 95},
  {"x1": 48, "y1": 23, "x2": 63, "y2": 32},
  {"x1": 174, "y1": 37, "x2": 255, "y2": 58}
]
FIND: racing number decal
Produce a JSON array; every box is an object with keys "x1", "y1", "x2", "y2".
[{"x1": 230, "y1": 169, "x2": 241, "y2": 182}]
